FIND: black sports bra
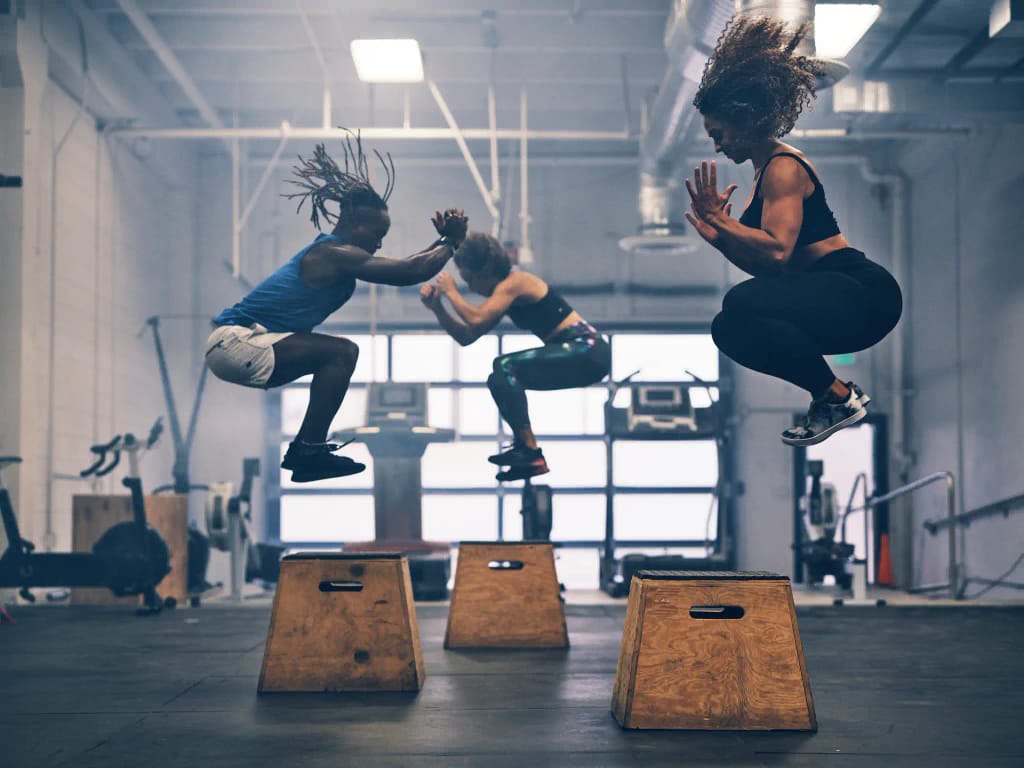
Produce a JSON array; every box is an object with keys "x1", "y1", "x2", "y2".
[
  {"x1": 506, "y1": 287, "x2": 573, "y2": 339},
  {"x1": 739, "y1": 152, "x2": 841, "y2": 249}
]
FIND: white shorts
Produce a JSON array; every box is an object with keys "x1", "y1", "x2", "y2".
[{"x1": 205, "y1": 323, "x2": 293, "y2": 388}]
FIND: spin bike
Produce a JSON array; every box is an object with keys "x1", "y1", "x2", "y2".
[{"x1": 0, "y1": 420, "x2": 175, "y2": 615}]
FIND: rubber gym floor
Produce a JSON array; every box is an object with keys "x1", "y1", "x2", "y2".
[{"x1": 2, "y1": 602, "x2": 1022, "y2": 768}]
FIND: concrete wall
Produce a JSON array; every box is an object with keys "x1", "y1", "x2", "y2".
[
  {"x1": 0, "y1": 6, "x2": 196, "y2": 566},
  {"x1": 899, "y1": 125, "x2": 1024, "y2": 600}
]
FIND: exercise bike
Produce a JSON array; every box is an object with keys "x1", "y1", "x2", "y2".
[
  {"x1": 0, "y1": 420, "x2": 176, "y2": 615},
  {"x1": 188, "y1": 458, "x2": 285, "y2": 605}
]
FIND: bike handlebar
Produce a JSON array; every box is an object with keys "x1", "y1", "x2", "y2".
[{"x1": 79, "y1": 419, "x2": 162, "y2": 478}]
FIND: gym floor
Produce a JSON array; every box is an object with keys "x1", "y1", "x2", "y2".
[{"x1": 3, "y1": 601, "x2": 1022, "y2": 767}]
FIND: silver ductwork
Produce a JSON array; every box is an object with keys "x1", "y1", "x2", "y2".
[
  {"x1": 623, "y1": 0, "x2": 733, "y2": 256},
  {"x1": 736, "y1": 0, "x2": 850, "y2": 86},
  {"x1": 622, "y1": 0, "x2": 848, "y2": 256}
]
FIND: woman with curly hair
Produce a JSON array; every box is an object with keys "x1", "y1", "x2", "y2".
[
  {"x1": 206, "y1": 134, "x2": 467, "y2": 482},
  {"x1": 686, "y1": 15, "x2": 902, "y2": 446},
  {"x1": 420, "y1": 232, "x2": 610, "y2": 481}
]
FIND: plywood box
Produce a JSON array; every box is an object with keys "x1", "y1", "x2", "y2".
[
  {"x1": 611, "y1": 570, "x2": 816, "y2": 731},
  {"x1": 259, "y1": 553, "x2": 425, "y2": 693},
  {"x1": 444, "y1": 541, "x2": 568, "y2": 649},
  {"x1": 71, "y1": 494, "x2": 188, "y2": 605}
]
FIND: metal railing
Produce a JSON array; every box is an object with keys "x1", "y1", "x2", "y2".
[
  {"x1": 843, "y1": 470, "x2": 961, "y2": 599},
  {"x1": 924, "y1": 491, "x2": 1024, "y2": 534}
]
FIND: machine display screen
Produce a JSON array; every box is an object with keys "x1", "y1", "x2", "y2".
[{"x1": 380, "y1": 387, "x2": 416, "y2": 406}]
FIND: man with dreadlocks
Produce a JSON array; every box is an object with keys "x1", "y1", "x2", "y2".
[
  {"x1": 685, "y1": 15, "x2": 902, "y2": 446},
  {"x1": 206, "y1": 136, "x2": 467, "y2": 482}
]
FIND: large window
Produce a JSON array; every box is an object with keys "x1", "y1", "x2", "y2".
[{"x1": 273, "y1": 328, "x2": 727, "y2": 587}]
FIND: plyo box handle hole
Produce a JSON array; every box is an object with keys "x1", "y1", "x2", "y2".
[
  {"x1": 487, "y1": 560, "x2": 525, "y2": 571},
  {"x1": 319, "y1": 580, "x2": 364, "y2": 592},
  {"x1": 689, "y1": 605, "x2": 745, "y2": 620}
]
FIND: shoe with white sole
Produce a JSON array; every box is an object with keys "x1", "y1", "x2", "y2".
[
  {"x1": 846, "y1": 381, "x2": 871, "y2": 407},
  {"x1": 781, "y1": 389, "x2": 867, "y2": 447}
]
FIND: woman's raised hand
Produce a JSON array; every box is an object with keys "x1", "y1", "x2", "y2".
[
  {"x1": 434, "y1": 271, "x2": 456, "y2": 295},
  {"x1": 420, "y1": 282, "x2": 441, "y2": 309},
  {"x1": 432, "y1": 208, "x2": 468, "y2": 244},
  {"x1": 685, "y1": 161, "x2": 737, "y2": 222}
]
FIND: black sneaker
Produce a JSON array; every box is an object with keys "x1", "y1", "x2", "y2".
[
  {"x1": 488, "y1": 442, "x2": 543, "y2": 466},
  {"x1": 282, "y1": 440, "x2": 365, "y2": 482},
  {"x1": 781, "y1": 391, "x2": 867, "y2": 447},
  {"x1": 496, "y1": 456, "x2": 550, "y2": 482}
]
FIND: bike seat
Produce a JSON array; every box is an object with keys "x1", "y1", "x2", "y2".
[{"x1": 0, "y1": 456, "x2": 22, "y2": 468}]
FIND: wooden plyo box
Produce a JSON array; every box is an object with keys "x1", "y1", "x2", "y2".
[
  {"x1": 444, "y1": 541, "x2": 568, "y2": 649},
  {"x1": 71, "y1": 493, "x2": 188, "y2": 605},
  {"x1": 611, "y1": 571, "x2": 816, "y2": 731},
  {"x1": 258, "y1": 553, "x2": 425, "y2": 693}
]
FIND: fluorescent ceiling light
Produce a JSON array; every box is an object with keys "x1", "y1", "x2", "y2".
[
  {"x1": 814, "y1": 4, "x2": 882, "y2": 59},
  {"x1": 350, "y1": 39, "x2": 424, "y2": 83}
]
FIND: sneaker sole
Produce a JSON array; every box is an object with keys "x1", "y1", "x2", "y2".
[
  {"x1": 487, "y1": 454, "x2": 542, "y2": 466},
  {"x1": 781, "y1": 407, "x2": 867, "y2": 447},
  {"x1": 290, "y1": 464, "x2": 366, "y2": 483},
  {"x1": 496, "y1": 465, "x2": 551, "y2": 482}
]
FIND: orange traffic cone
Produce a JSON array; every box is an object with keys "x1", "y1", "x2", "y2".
[{"x1": 877, "y1": 532, "x2": 893, "y2": 586}]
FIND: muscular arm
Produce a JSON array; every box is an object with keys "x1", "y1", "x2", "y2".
[
  {"x1": 442, "y1": 275, "x2": 520, "y2": 333},
  {"x1": 430, "y1": 302, "x2": 479, "y2": 347},
  {"x1": 705, "y1": 158, "x2": 805, "y2": 276},
  {"x1": 314, "y1": 240, "x2": 455, "y2": 287}
]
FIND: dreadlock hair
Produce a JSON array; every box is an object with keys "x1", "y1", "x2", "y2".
[
  {"x1": 693, "y1": 15, "x2": 825, "y2": 143},
  {"x1": 284, "y1": 131, "x2": 396, "y2": 230},
  {"x1": 454, "y1": 232, "x2": 512, "y2": 281}
]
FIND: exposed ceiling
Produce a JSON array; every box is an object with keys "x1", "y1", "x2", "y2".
[{"x1": 82, "y1": 0, "x2": 1024, "y2": 155}]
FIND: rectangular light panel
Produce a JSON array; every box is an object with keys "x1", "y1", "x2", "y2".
[
  {"x1": 814, "y1": 4, "x2": 881, "y2": 59},
  {"x1": 351, "y1": 38, "x2": 425, "y2": 83}
]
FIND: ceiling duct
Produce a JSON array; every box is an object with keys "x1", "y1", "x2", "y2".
[
  {"x1": 623, "y1": 0, "x2": 732, "y2": 257},
  {"x1": 736, "y1": 0, "x2": 851, "y2": 87},
  {"x1": 622, "y1": 0, "x2": 848, "y2": 257}
]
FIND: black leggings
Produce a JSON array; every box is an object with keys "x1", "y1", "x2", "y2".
[
  {"x1": 488, "y1": 323, "x2": 611, "y2": 432},
  {"x1": 711, "y1": 248, "x2": 902, "y2": 397}
]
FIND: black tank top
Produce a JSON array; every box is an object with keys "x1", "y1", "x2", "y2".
[
  {"x1": 739, "y1": 152, "x2": 841, "y2": 249},
  {"x1": 506, "y1": 287, "x2": 573, "y2": 339}
]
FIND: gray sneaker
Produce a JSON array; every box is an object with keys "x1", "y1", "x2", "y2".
[
  {"x1": 846, "y1": 381, "x2": 871, "y2": 407},
  {"x1": 781, "y1": 390, "x2": 867, "y2": 447}
]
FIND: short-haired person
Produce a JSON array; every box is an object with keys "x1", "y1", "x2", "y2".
[
  {"x1": 420, "y1": 232, "x2": 610, "y2": 481},
  {"x1": 685, "y1": 15, "x2": 902, "y2": 446},
  {"x1": 206, "y1": 138, "x2": 468, "y2": 482}
]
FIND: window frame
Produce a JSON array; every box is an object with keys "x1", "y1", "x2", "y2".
[{"x1": 264, "y1": 321, "x2": 734, "y2": 561}]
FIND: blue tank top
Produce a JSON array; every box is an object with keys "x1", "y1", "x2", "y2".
[{"x1": 213, "y1": 233, "x2": 356, "y2": 333}]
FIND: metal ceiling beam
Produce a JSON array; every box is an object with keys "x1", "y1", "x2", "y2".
[
  {"x1": 111, "y1": 124, "x2": 632, "y2": 141},
  {"x1": 865, "y1": 0, "x2": 944, "y2": 78},
  {"x1": 942, "y1": 28, "x2": 994, "y2": 75},
  {"x1": 834, "y1": 78, "x2": 1024, "y2": 113},
  {"x1": 996, "y1": 53, "x2": 1024, "y2": 83},
  {"x1": 114, "y1": 0, "x2": 224, "y2": 129},
  {"x1": 871, "y1": 67, "x2": 1024, "y2": 80}
]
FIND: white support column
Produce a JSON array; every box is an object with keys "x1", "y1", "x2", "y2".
[
  {"x1": 237, "y1": 133, "x2": 289, "y2": 234},
  {"x1": 519, "y1": 87, "x2": 533, "y2": 265},
  {"x1": 232, "y1": 139, "x2": 241, "y2": 279},
  {"x1": 488, "y1": 83, "x2": 501, "y2": 237},
  {"x1": 427, "y1": 80, "x2": 501, "y2": 222}
]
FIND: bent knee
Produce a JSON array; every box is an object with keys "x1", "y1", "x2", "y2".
[
  {"x1": 721, "y1": 279, "x2": 765, "y2": 316},
  {"x1": 332, "y1": 337, "x2": 360, "y2": 367},
  {"x1": 711, "y1": 311, "x2": 738, "y2": 352}
]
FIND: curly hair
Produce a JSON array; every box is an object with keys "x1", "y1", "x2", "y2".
[
  {"x1": 454, "y1": 232, "x2": 511, "y2": 281},
  {"x1": 693, "y1": 14, "x2": 825, "y2": 142},
  {"x1": 283, "y1": 131, "x2": 395, "y2": 229}
]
